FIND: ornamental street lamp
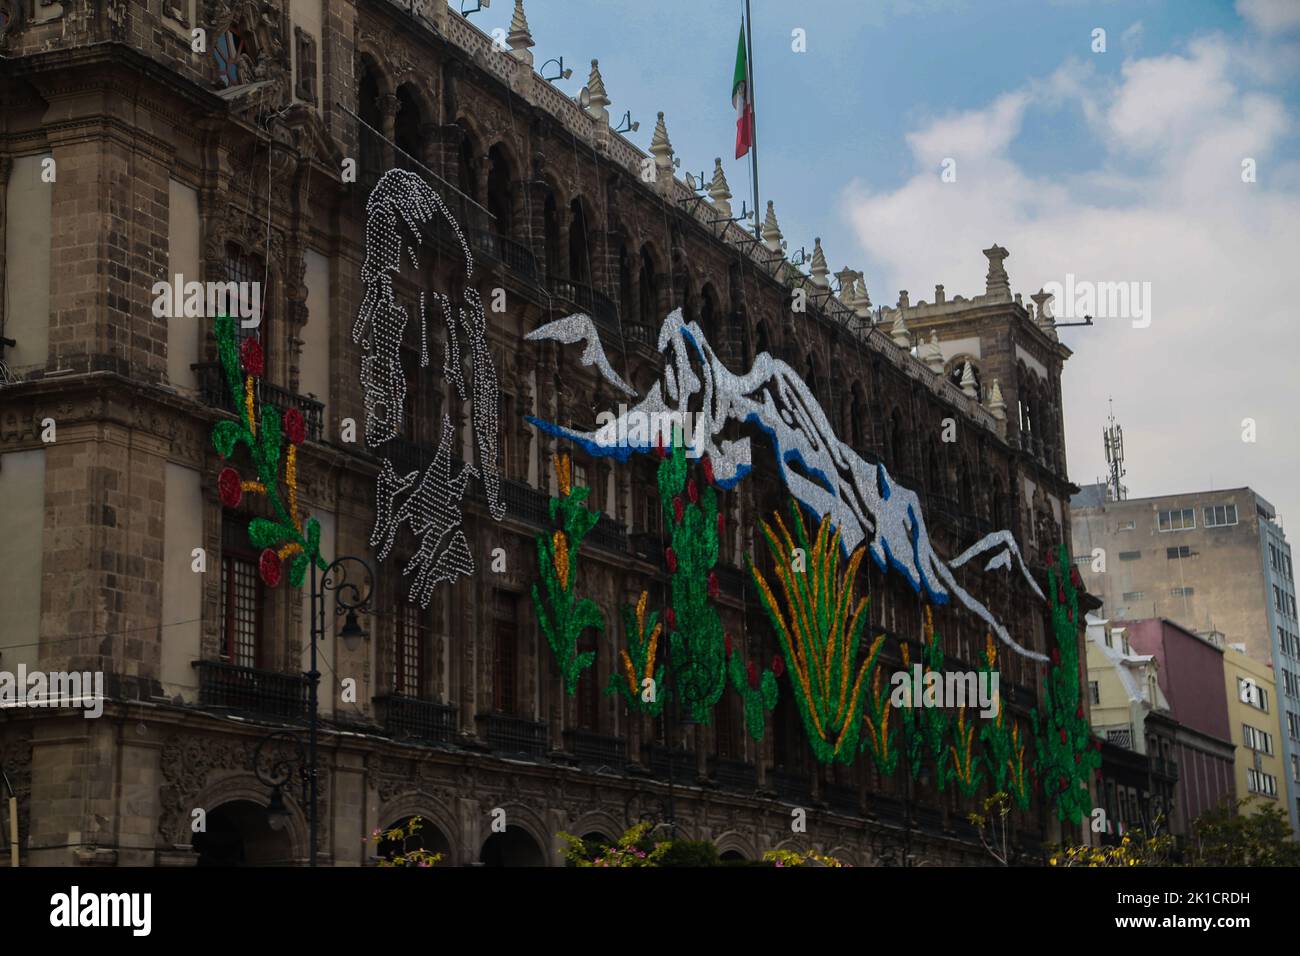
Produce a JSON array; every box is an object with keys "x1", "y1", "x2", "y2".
[
  {"x1": 252, "y1": 555, "x2": 373, "y2": 866},
  {"x1": 306, "y1": 555, "x2": 374, "y2": 865}
]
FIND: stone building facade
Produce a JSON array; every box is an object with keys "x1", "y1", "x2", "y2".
[{"x1": 0, "y1": 0, "x2": 1082, "y2": 866}]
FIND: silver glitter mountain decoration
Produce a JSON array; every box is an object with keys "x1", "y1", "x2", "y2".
[{"x1": 528, "y1": 308, "x2": 1049, "y2": 662}]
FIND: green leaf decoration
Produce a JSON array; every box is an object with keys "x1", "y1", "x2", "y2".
[
  {"x1": 288, "y1": 551, "x2": 309, "y2": 588},
  {"x1": 213, "y1": 420, "x2": 242, "y2": 459}
]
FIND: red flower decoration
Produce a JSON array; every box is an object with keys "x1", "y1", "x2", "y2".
[
  {"x1": 673, "y1": 497, "x2": 684, "y2": 524},
  {"x1": 218, "y1": 467, "x2": 243, "y2": 507},
  {"x1": 1076, "y1": 703, "x2": 1084, "y2": 718},
  {"x1": 259, "y1": 548, "x2": 282, "y2": 588},
  {"x1": 654, "y1": 436, "x2": 666, "y2": 459},
  {"x1": 746, "y1": 661, "x2": 758, "y2": 689},
  {"x1": 686, "y1": 478, "x2": 698, "y2": 504},
  {"x1": 1070, "y1": 565, "x2": 1083, "y2": 588},
  {"x1": 240, "y1": 337, "x2": 264, "y2": 377},
  {"x1": 1057, "y1": 588, "x2": 1066, "y2": 605},
  {"x1": 666, "y1": 608, "x2": 677, "y2": 630},
  {"x1": 282, "y1": 407, "x2": 306, "y2": 445},
  {"x1": 1059, "y1": 728, "x2": 1067, "y2": 745},
  {"x1": 1058, "y1": 774, "x2": 1067, "y2": 791},
  {"x1": 1068, "y1": 609, "x2": 1074, "y2": 622},
  {"x1": 725, "y1": 633, "x2": 733, "y2": 657},
  {"x1": 702, "y1": 457, "x2": 715, "y2": 486},
  {"x1": 1051, "y1": 647, "x2": 1061, "y2": 665},
  {"x1": 772, "y1": 655, "x2": 785, "y2": 678},
  {"x1": 717, "y1": 512, "x2": 725, "y2": 536},
  {"x1": 708, "y1": 571, "x2": 720, "y2": 599},
  {"x1": 665, "y1": 547, "x2": 678, "y2": 573}
]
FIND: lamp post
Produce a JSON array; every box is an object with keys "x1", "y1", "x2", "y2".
[{"x1": 305, "y1": 555, "x2": 374, "y2": 866}]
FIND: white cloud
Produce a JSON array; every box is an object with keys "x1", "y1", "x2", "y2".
[
  {"x1": 843, "y1": 35, "x2": 1300, "y2": 530},
  {"x1": 1237, "y1": 0, "x2": 1300, "y2": 35}
]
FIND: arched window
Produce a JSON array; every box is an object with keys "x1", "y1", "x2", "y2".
[
  {"x1": 224, "y1": 242, "x2": 268, "y2": 365},
  {"x1": 568, "y1": 199, "x2": 590, "y2": 285},
  {"x1": 487, "y1": 145, "x2": 513, "y2": 237},
  {"x1": 543, "y1": 192, "x2": 562, "y2": 277},
  {"x1": 456, "y1": 127, "x2": 478, "y2": 205},
  {"x1": 394, "y1": 86, "x2": 423, "y2": 171},
  {"x1": 617, "y1": 242, "x2": 633, "y2": 321},
  {"x1": 358, "y1": 66, "x2": 384, "y2": 192},
  {"x1": 638, "y1": 247, "x2": 657, "y2": 325}
]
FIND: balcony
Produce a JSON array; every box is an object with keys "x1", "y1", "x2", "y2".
[
  {"x1": 646, "y1": 744, "x2": 697, "y2": 782},
  {"x1": 471, "y1": 229, "x2": 539, "y2": 282},
  {"x1": 546, "y1": 277, "x2": 620, "y2": 334},
  {"x1": 374, "y1": 694, "x2": 458, "y2": 745},
  {"x1": 770, "y1": 768, "x2": 811, "y2": 803},
  {"x1": 479, "y1": 712, "x2": 548, "y2": 758},
  {"x1": 586, "y1": 517, "x2": 628, "y2": 555},
  {"x1": 500, "y1": 476, "x2": 550, "y2": 527},
  {"x1": 709, "y1": 757, "x2": 758, "y2": 793},
  {"x1": 192, "y1": 660, "x2": 310, "y2": 721},
  {"x1": 565, "y1": 729, "x2": 627, "y2": 767},
  {"x1": 624, "y1": 323, "x2": 657, "y2": 350},
  {"x1": 193, "y1": 362, "x2": 324, "y2": 443},
  {"x1": 826, "y1": 783, "x2": 861, "y2": 817}
]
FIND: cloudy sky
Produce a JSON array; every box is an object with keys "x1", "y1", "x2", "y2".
[{"x1": 508, "y1": 0, "x2": 1300, "y2": 528}]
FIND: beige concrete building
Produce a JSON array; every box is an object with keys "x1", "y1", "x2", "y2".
[{"x1": 1072, "y1": 484, "x2": 1300, "y2": 836}]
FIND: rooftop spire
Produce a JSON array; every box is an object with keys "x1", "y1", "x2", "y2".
[
  {"x1": 584, "y1": 59, "x2": 610, "y2": 124},
  {"x1": 708, "y1": 158, "x2": 732, "y2": 219},
  {"x1": 506, "y1": 1, "x2": 535, "y2": 65},
  {"x1": 760, "y1": 200, "x2": 783, "y2": 253},
  {"x1": 809, "y1": 237, "x2": 829, "y2": 288}
]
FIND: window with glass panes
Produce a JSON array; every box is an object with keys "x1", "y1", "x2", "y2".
[
  {"x1": 1203, "y1": 504, "x2": 1237, "y2": 527},
  {"x1": 225, "y1": 243, "x2": 267, "y2": 356},
  {"x1": 492, "y1": 592, "x2": 517, "y2": 714},
  {"x1": 1157, "y1": 508, "x2": 1195, "y2": 532},
  {"x1": 575, "y1": 627, "x2": 598, "y2": 730},
  {"x1": 393, "y1": 600, "x2": 426, "y2": 698},
  {"x1": 219, "y1": 516, "x2": 263, "y2": 668}
]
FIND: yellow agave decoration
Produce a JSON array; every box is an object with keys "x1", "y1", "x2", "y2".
[{"x1": 749, "y1": 501, "x2": 884, "y2": 765}]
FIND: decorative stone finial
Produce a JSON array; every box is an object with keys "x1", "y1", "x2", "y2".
[
  {"x1": 649, "y1": 112, "x2": 673, "y2": 165},
  {"x1": 584, "y1": 59, "x2": 610, "y2": 124},
  {"x1": 898, "y1": 289, "x2": 910, "y2": 309},
  {"x1": 507, "y1": 0, "x2": 535, "y2": 64},
  {"x1": 809, "y1": 238, "x2": 829, "y2": 289},
  {"x1": 960, "y1": 361, "x2": 978, "y2": 398},
  {"x1": 890, "y1": 311, "x2": 910, "y2": 349},
  {"x1": 760, "y1": 200, "x2": 783, "y2": 253},
  {"x1": 924, "y1": 331, "x2": 945, "y2": 373},
  {"x1": 988, "y1": 378, "x2": 1007, "y2": 420},
  {"x1": 934, "y1": 283, "x2": 946, "y2": 305},
  {"x1": 1031, "y1": 288, "x2": 1057, "y2": 339},
  {"x1": 982, "y1": 244, "x2": 1011, "y2": 301},
  {"x1": 708, "y1": 158, "x2": 732, "y2": 219},
  {"x1": 853, "y1": 276, "x2": 872, "y2": 318},
  {"x1": 834, "y1": 267, "x2": 858, "y2": 307}
]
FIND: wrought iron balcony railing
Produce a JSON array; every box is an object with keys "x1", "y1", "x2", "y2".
[
  {"x1": 646, "y1": 744, "x2": 697, "y2": 781},
  {"x1": 479, "y1": 712, "x2": 549, "y2": 758},
  {"x1": 546, "y1": 277, "x2": 620, "y2": 332},
  {"x1": 192, "y1": 362, "x2": 324, "y2": 443},
  {"x1": 471, "y1": 229, "x2": 539, "y2": 282},
  {"x1": 192, "y1": 659, "x2": 311, "y2": 721},
  {"x1": 709, "y1": 756, "x2": 758, "y2": 793},
  {"x1": 374, "y1": 694, "x2": 458, "y2": 745},
  {"x1": 565, "y1": 729, "x2": 627, "y2": 767},
  {"x1": 770, "y1": 768, "x2": 811, "y2": 802}
]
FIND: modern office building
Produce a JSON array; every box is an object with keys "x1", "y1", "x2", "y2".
[{"x1": 1072, "y1": 485, "x2": 1300, "y2": 836}]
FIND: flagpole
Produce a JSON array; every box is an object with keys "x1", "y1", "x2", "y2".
[{"x1": 745, "y1": 0, "x2": 760, "y2": 236}]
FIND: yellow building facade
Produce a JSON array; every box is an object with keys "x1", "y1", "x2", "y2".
[{"x1": 1224, "y1": 644, "x2": 1285, "y2": 814}]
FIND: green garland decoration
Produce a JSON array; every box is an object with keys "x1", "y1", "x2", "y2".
[
  {"x1": 861, "y1": 655, "x2": 899, "y2": 776},
  {"x1": 948, "y1": 706, "x2": 984, "y2": 797},
  {"x1": 915, "y1": 609, "x2": 952, "y2": 790},
  {"x1": 748, "y1": 499, "x2": 879, "y2": 764},
  {"x1": 978, "y1": 633, "x2": 1032, "y2": 809},
  {"x1": 726, "y1": 638, "x2": 779, "y2": 741},
  {"x1": 531, "y1": 454, "x2": 604, "y2": 696},
  {"x1": 607, "y1": 591, "x2": 667, "y2": 717},
  {"x1": 1032, "y1": 543, "x2": 1101, "y2": 823},
  {"x1": 211, "y1": 313, "x2": 325, "y2": 588}
]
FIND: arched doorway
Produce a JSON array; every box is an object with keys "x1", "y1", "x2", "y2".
[
  {"x1": 479, "y1": 825, "x2": 546, "y2": 867},
  {"x1": 377, "y1": 815, "x2": 453, "y2": 865},
  {"x1": 192, "y1": 800, "x2": 296, "y2": 866}
]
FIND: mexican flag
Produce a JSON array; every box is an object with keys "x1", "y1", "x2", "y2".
[{"x1": 732, "y1": 23, "x2": 754, "y2": 159}]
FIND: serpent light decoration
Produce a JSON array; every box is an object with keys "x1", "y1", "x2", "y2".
[
  {"x1": 527, "y1": 309, "x2": 1048, "y2": 662},
  {"x1": 353, "y1": 169, "x2": 504, "y2": 607}
]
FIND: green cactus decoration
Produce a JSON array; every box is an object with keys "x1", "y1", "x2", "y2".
[
  {"x1": 531, "y1": 454, "x2": 604, "y2": 696},
  {"x1": 1032, "y1": 543, "x2": 1101, "y2": 823}
]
